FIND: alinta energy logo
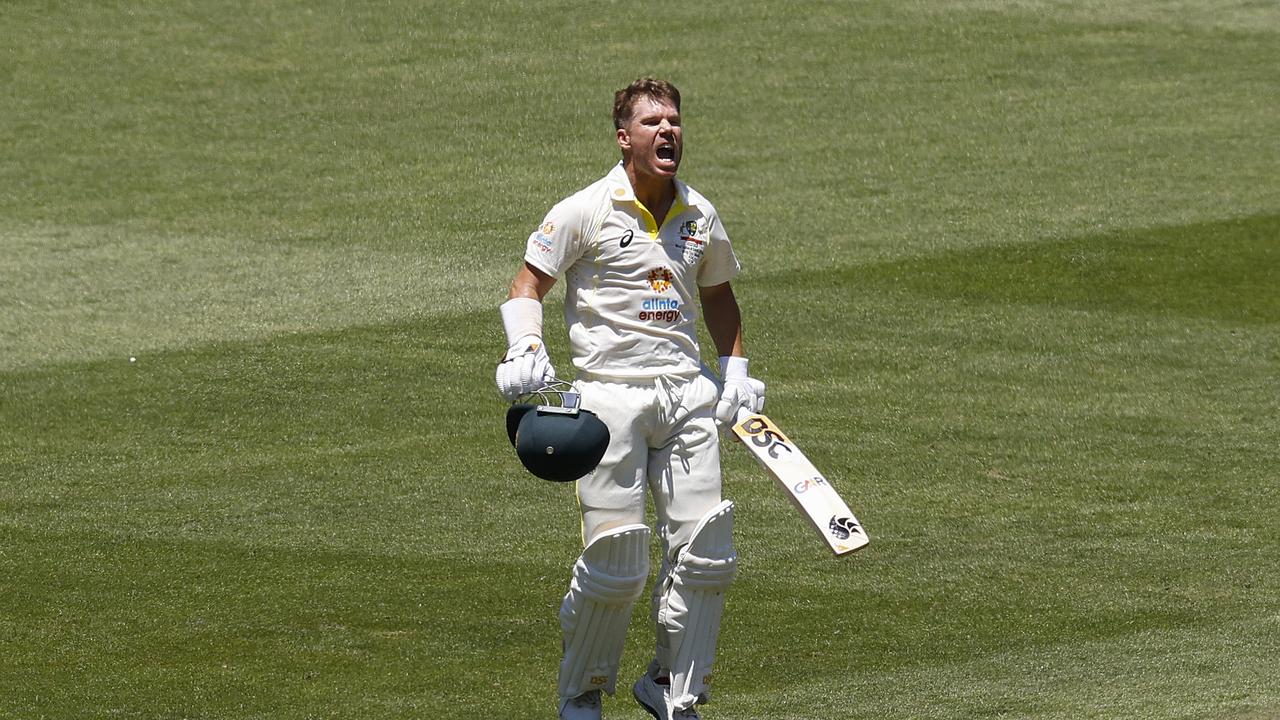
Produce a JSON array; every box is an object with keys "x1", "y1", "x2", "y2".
[
  {"x1": 639, "y1": 296, "x2": 680, "y2": 323},
  {"x1": 640, "y1": 267, "x2": 680, "y2": 323},
  {"x1": 532, "y1": 221, "x2": 555, "y2": 253}
]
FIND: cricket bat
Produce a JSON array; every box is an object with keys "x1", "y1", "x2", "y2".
[{"x1": 732, "y1": 409, "x2": 869, "y2": 556}]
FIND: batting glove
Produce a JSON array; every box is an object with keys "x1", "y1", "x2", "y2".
[
  {"x1": 714, "y1": 355, "x2": 766, "y2": 426},
  {"x1": 496, "y1": 297, "x2": 556, "y2": 401},
  {"x1": 496, "y1": 335, "x2": 556, "y2": 400}
]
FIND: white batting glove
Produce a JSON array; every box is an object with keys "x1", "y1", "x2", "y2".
[
  {"x1": 496, "y1": 335, "x2": 556, "y2": 400},
  {"x1": 714, "y1": 356, "x2": 765, "y2": 426},
  {"x1": 496, "y1": 297, "x2": 556, "y2": 401}
]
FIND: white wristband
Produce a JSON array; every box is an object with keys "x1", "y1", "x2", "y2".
[
  {"x1": 501, "y1": 297, "x2": 543, "y2": 345},
  {"x1": 719, "y1": 355, "x2": 749, "y2": 380}
]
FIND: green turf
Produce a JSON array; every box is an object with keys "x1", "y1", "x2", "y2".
[{"x1": 2, "y1": 1, "x2": 1278, "y2": 718}]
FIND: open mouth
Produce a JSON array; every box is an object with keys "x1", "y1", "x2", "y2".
[{"x1": 656, "y1": 144, "x2": 676, "y2": 162}]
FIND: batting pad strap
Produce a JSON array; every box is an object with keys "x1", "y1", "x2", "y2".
[
  {"x1": 500, "y1": 297, "x2": 543, "y2": 346},
  {"x1": 670, "y1": 551, "x2": 737, "y2": 591},
  {"x1": 558, "y1": 524, "x2": 651, "y2": 700},
  {"x1": 575, "y1": 560, "x2": 651, "y2": 604}
]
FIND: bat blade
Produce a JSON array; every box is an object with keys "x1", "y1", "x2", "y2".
[{"x1": 732, "y1": 411, "x2": 869, "y2": 556}]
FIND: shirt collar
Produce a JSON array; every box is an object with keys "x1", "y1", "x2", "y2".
[{"x1": 607, "y1": 162, "x2": 690, "y2": 209}]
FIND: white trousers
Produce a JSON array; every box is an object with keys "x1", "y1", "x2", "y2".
[
  {"x1": 576, "y1": 372, "x2": 724, "y2": 553},
  {"x1": 559, "y1": 372, "x2": 732, "y2": 705}
]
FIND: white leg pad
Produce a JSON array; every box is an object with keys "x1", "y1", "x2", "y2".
[
  {"x1": 558, "y1": 524, "x2": 651, "y2": 699},
  {"x1": 655, "y1": 500, "x2": 737, "y2": 711}
]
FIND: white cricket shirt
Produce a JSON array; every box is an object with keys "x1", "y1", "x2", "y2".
[{"x1": 524, "y1": 163, "x2": 740, "y2": 380}]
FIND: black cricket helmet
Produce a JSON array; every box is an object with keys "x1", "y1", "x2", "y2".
[{"x1": 506, "y1": 381, "x2": 610, "y2": 482}]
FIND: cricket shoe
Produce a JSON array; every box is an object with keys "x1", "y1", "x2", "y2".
[
  {"x1": 558, "y1": 689, "x2": 602, "y2": 720},
  {"x1": 632, "y1": 674, "x2": 702, "y2": 720}
]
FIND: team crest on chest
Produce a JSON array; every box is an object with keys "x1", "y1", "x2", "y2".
[{"x1": 678, "y1": 219, "x2": 706, "y2": 265}]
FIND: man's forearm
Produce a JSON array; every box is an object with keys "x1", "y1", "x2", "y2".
[
  {"x1": 509, "y1": 262, "x2": 557, "y2": 301},
  {"x1": 700, "y1": 282, "x2": 745, "y2": 359}
]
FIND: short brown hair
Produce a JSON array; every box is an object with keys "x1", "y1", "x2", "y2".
[{"x1": 612, "y1": 77, "x2": 681, "y2": 129}]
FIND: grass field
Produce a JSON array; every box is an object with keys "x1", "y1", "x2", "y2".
[{"x1": 2, "y1": 2, "x2": 1278, "y2": 718}]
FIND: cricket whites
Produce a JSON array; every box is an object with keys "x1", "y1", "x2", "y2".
[{"x1": 732, "y1": 410, "x2": 869, "y2": 556}]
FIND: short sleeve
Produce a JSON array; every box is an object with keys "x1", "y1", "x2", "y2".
[
  {"x1": 696, "y1": 210, "x2": 740, "y2": 287},
  {"x1": 523, "y1": 199, "x2": 590, "y2": 278}
]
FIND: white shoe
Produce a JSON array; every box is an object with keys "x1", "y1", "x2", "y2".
[
  {"x1": 558, "y1": 690, "x2": 602, "y2": 720},
  {"x1": 632, "y1": 673, "x2": 703, "y2": 720}
]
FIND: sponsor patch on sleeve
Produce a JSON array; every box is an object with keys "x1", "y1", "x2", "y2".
[{"x1": 531, "y1": 221, "x2": 555, "y2": 253}]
